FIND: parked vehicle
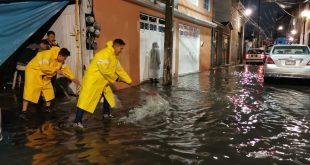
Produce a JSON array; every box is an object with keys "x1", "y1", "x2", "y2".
[
  {"x1": 244, "y1": 48, "x2": 266, "y2": 64},
  {"x1": 264, "y1": 45, "x2": 310, "y2": 79},
  {"x1": 265, "y1": 45, "x2": 274, "y2": 55}
]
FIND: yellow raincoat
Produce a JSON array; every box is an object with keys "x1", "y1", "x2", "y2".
[
  {"x1": 23, "y1": 47, "x2": 75, "y2": 103},
  {"x1": 77, "y1": 41, "x2": 132, "y2": 113}
]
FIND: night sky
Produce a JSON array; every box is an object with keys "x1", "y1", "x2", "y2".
[{"x1": 241, "y1": 0, "x2": 286, "y2": 39}]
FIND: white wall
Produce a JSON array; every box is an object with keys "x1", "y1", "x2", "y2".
[
  {"x1": 79, "y1": 0, "x2": 94, "y2": 70},
  {"x1": 187, "y1": 0, "x2": 199, "y2": 6},
  {"x1": 48, "y1": 4, "x2": 82, "y2": 93},
  {"x1": 140, "y1": 29, "x2": 165, "y2": 81},
  {"x1": 178, "y1": 23, "x2": 200, "y2": 75},
  {"x1": 139, "y1": 13, "x2": 176, "y2": 82}
]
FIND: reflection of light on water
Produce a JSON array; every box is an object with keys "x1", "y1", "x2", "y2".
[
  {"x1": 244, "y1": 65, "x2": 249, "y2": 73},
  {"x1": 242, "y1": 65, "x2": 253, "y2": 85},
  {"x1": 231, "y1": 65, "x2": 265, "y2": 85},
  {"x1": 258, "y1": 65, "x2": 264, "y2": 74},
  {"x1": 228, "y1": 66, "x2": 268, "y2": 135},
  {"x1": 119, "y1": 94, "x2": 170, "y2": 123},
  {"x1": 246, "y1": 150, "x2": 273, "y2": 158},
  {"x1": 257, "y1": 65, "x2": 264, "y2": 84},
  {"x1": 228, "y1": 81, "x2": 310, "y2": 162}
]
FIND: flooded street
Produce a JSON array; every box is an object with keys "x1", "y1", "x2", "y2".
[{"x1": 0, "y1": 65, "x2": 309, "y2": 165}]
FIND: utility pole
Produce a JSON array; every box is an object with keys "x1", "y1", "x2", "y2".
[
  {"x1": 256, "y1": 0, "x2": 261, "y2": 48},
  {"x1": 163, "y1": 0, "x2": 174, "y2": 86},
  {"x1": 303, "y1": 18, "x2": 306, "y2": 44}
]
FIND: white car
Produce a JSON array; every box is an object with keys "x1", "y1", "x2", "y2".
[
  {"x1": 244, "y1": 48, "x2": 266, "y2": 64},
  {"x1": 264, "y1": 45, "x2": 310, "y2": 79}
]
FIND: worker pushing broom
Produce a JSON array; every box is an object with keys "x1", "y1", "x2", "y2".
[
  {"x1": 73, "y1": 39, "x2": 132, "y2": 129},
  {"x1": 21, "y1": 47, "x2": 80, "y2": 118}
]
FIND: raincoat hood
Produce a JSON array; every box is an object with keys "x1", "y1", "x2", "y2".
[
  {"x1": 106, "y1": 41, "x2": 115, "y2": 55},
  {"x1": 106, "y1": 41, "x2": 113, "y2": 48},
  {"x1": 48, "y1": 46, "x2": 62, "y2": 63}
]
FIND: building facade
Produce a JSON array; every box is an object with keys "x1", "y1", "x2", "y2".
[
  {"x1": 298, "y1": 2, "x2": 310, "y2": 46},
  {"x1": 212, "y1": 0, "x2": 246, "y2": 67},
  {"x1": 273, "y1": 2, "x2": 310, "y2": 46},
  {"x1": 93, "y1": 0, "x2": 216, "y2": 87}
]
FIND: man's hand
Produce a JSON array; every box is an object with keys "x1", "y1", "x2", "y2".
[
  {"x1": 72, "y1": 78, "x2": 81, "y2": 86},
  {"x1": 116, "y1": 77, "x2": 132, "y2": 85},
  {"x1": 56, "y1": 70, "x2": 63, "y2": 75}
]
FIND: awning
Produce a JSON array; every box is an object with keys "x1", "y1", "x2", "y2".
[{"x1": 0, "y1": 0, "x2": 70, "y2": 65}]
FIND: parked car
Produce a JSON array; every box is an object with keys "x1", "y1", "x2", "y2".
[
  {"x1": 264, "y1": 45, "x2": 310, "y2": 79},
  {"x1": 265, "y1": 45, "x2": 274, "y2": 55},
  {"x1": 244, "y1": 48, "x2": 266, "y2": 64}
]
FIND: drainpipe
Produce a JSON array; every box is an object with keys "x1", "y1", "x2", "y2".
[
  {"x1": 210, "y1": 0, "x2": 215, "y2": 68},
  {"x1": 211, "y1": 32, "x2": 214, "y2": 68},
  {"x1": 75, "y1": 0, "x2": 82, "y2": 93}
]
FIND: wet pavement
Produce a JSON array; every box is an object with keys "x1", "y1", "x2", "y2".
[{"x1": 0, "y1": 65, "x2": 309, "y2": 165}]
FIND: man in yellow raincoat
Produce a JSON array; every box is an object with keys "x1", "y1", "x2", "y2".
[
  {"x1": 74, "y1": 39, "x2": 132, "y2": 128},
  {"x1": 22, "y1": 47, "x2": 80, "y2": 114}
]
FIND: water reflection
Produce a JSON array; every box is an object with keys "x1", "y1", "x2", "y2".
[{"x1": 0, "y1": 65, "x2": 309, "y2": 164}]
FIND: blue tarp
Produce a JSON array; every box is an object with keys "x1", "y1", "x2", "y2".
[{"x1": 0, "y1": 1, "x2": 69, "y2": 65}]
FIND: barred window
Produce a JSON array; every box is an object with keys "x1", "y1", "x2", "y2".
[{"x1": 204, "y1": 0, "x2": 210, "y2": 11}]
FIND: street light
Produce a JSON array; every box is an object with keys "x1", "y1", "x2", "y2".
[
  {"x1": 289, "y1": 36, "x2": 294, "y2": 42},
  {"x1": 301, "y1": 10, "x2": 310, "y2": 18},
  {"x1": 291, "y1": 29, "x2": 297, "y2": 35},
  {"x1": 241, "y1": 8, "x2": 253, "y2": 63},
  {"x1": 245, "y1": 8, "x2": 253, "y2": 16},
  {"x1": 278, "y1": 26, "x2": 283, "y2": 31},
  {"x1": 301, "y1": 10, "x2": 310, "y2": 44}
]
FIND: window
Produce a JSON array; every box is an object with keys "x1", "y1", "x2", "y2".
[
  {"x1": 188, "y1": 0, "x2": 198, "y2": 6},
  {"x1": 159, "y1": 19, "x2": 165, "y2": 25},
  {"x1": 272, "y1": 46, "x2": 310, "y2": 55},
  {"x1": 140, "y1": 14, "x2": 148, "y2": 21},
  {"x1": 247, "y1": 49, "x2": 264, "y2": 54},
  {"x1": 179, "y1": 24, "x2": 199, "y2": 37},
  {"x1": 149, "y1": 16, "x2": 157, "y2": 23},
  {"x1": 144, "y1": 23, "x2": 149, "y2": 30},
  {"x1": 140, "y1": 22, "x2": 144, "y2": 29},
  {"x1": 204, "y1": 0, "x2": 210, "y2": 11},
  {"x1": 150, "y1": 24, "x2": 157, "y2": 31},
  {"x1": 159, "y1": 26, "x2": 165, "y2": 33},
  {"x1": 140, "y1": 13, "x2": 164, "y2": 32}
]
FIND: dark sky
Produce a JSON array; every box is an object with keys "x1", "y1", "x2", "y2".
[{"x1": 241, "y1": 0, "x2": 285, "y2": 39}]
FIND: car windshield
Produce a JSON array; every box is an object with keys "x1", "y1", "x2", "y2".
[
  {"x1": 266, "y1": 46, "x2": 273, "y2": 53},
  {"x1": 247, "y1": 49, "x2": 264, "y2": 54},
  {"x1": 272, "y1": 46, "x2": 310, "y2": 55}
]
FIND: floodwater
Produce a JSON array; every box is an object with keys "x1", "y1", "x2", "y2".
[{"x1": 0, "y1": 65, "x2": 309, "y2": 165}]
